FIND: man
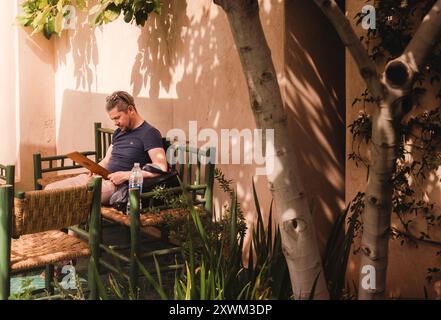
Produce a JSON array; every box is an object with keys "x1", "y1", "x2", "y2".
[{"x1": 46, "y1": 91, "x2": 168, "y2": 204}]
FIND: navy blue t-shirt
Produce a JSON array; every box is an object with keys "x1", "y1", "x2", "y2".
[{"x1": 107, "y1": 121, "x2": 164, "y2": 173}]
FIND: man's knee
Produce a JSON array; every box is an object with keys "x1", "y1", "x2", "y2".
[
  {"x1": 45, "y1": 174, "x2": 90, "y2": 190},
  {"x1": 101, "y1": 181, "x2": 117, "y2": 205}
]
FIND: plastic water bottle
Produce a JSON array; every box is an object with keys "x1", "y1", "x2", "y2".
[{"x1": 127, "y1": 163, "x2": 143, "y2": 214}]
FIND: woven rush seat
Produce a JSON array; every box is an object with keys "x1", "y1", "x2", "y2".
[
  {"x1": 101, "y1": 206, "x2": 189, "y2": 227},
  {"x1": 10, "y1": 230, "x2": 90, "y2": 272},
  {"x1": 37, "y1": 173, "x2": 86, "y2": 188},
  {"x1": 0, "y1": 178, "x2": 102, "y2": 300}
]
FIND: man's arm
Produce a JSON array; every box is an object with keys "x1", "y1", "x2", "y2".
[
  {"x1": 141, "y1": 147, "x2": 168, "y2": 179},
  {"x1": 99, "y1": 145, "x2": 113, "y2": 169},
  {"x1": 107, "y1": 147, "x2": 168, "y2": 185}
]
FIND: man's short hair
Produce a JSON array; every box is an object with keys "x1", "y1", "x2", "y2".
[{"x1": 106, "y1": 91, "x2": 136, "y2": 112}]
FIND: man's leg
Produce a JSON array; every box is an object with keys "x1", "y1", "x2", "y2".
[
  {"x1": 45, "y1": 174, "x2": 116, "y2": 205},
  {"x1": 45, "y1": 174, "x2": 90, "y2": 190},
  {"x1": 101, "y1": 180, "x2": 117, "y2": 205}
]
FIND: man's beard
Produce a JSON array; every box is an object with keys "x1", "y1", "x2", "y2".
[{"x1": 120, "y1": 118, "x2": 132, "y2": 132}]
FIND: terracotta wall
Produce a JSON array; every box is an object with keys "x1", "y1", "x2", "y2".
[
  {"x1": 285, "y1": 0, "x2": 346, "y2": 250},
  {"x1": 345, "y1": 0, "x2": 441, "y2": 298},
  {"x1": 165, "y1": 0, "x2": 284, "y2": 233},
  {"x1": 0, "y1": 1, "x2": 56, "y2": 190},
  {"x1": 0, "y1": 1, "x2": 18, "y2": 171},
  {"x1": 53, "y1": 6, "x2": 173, "y2": 156},
  {"x1": 3, "y1": 0, "x2": 440, "y2": 299},
  {"x1": 2, "y1": 0, "x2": 345, "y2": 259},
  {"x1": 50, "y1": 0, "x2": 286, "y2": 234}
]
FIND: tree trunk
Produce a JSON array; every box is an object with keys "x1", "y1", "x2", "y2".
[
  {"x1": 214, "y1": 0, "x2": 329, "y2": 299},
  {"x1": 313, "y1": 0, "x2": 441, "y2": 299}
]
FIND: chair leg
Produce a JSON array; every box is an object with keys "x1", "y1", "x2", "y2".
[
  {"x1": 88, "y1": 176, "x2": 102, "y2": 300},
  {"x1": 129, "y1": 189, "x2": 140, "y2": 295},
  {"x1": 0, "y1": 265, "x2": 10, "y2": 300},
  {"x1": 0, "y1": 185, "x2": 13, "y2": 300},
  {"x1": 88, "y1": 257, "x2": 98, "y2": 300},
  {"x1": 45, "y1": 265, "x2": 54, "y2": 295}
]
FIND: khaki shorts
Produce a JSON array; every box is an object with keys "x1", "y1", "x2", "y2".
[{"x1": 45, "y1": 174, "x2": 117, "y2": 205}]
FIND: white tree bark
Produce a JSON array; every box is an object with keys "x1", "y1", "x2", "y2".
[
  {"x1": 313, "y1": 0, "x2": 441, "y2": 299},
  {"x1": 213, "y1": 0, "x2": 329, "y2": 299}
]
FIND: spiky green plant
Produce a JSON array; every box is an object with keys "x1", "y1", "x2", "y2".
[{"x1": 170, "y1": 176, "x2": 291, "y2": 300}]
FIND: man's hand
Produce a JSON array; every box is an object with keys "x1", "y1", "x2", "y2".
[{"x1": 108, "y1": 171, "x2": 130, "y2": 186}]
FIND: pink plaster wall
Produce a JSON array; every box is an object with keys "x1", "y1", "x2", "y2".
[
  {"x1": 285, "y1": 0, "x2": 346, "y2": 251},
  {"x1": 0, "y1": 1, "x2": 18, "y2": 170},
  {"x1": 0, "y1": 0, "x2": 56, "y2": 190},
  {"x1": 4, "y1": 0, "x2": 345, "y2": 268}
]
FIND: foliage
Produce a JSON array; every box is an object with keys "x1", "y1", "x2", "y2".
[
  {"x1": 16, "y1": 0, "x2": 88, "y2": 39},
  {"x1": 82, "y1": 171, "x2": 292, "y2": 300},
  {"x1": 16, "y1": 0, "x2": 162, "y2": 39},
  {"x1": 89, "y1": 0, "x2": 162, "y2": 27},
  {"x1": 165, "y1": 172, "x2": 291, "y2": 300},
  {"x1": 349, "y1": 0, "x2": 441, "y2": 295},
  {"x1": 8, "y1": 278, "x2": 37, "y2": 300},
  {"x1": 323, "y1": 192, "x2": 364, "y2": 300}
]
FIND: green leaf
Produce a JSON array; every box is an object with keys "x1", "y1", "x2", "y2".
[
  {"x1": 123, "y1": 9, "x2": 133, "y2": 23},
  {"x1": 76, "y1": 0, "x2": 88, "y2": 10},
  {"x1": 32, "y1": 5, "x2": 51, "y2": 28},
  {"x1": 137, "y1": 258, "x2": 168, "y2": 300},
  {"x1": 103, "y1": 3, "x2": 122, "y2": 23},
  {"x1": 15, "y1": 15, "x2": 31, "y2": 26},
  {"x1": 89, "y1": 3, "x2": 103, "y2": 16},
  {"x1": 54, "y1": 10, "x2": 64, "y2": 35},
  {"x1": 153, "y1": 253, "x2": 163, "y2": 289},
  {"x1": 91, "y1": 257, "x2": 109, "y2": 300},
  {"x1": 134, "y1": 10, "x2": 147, "y2": 27},
  {"x1": 230, "y1": 190, "x2": 237, "y2": 248},
  {"x1": 57, "y1": 0, "x2": 64, "y2": 13},
  {"x1": 200, "y1": 259, "x2": 206, "y2": 300},
  {"x1": 153, "y1": 0, "x2": 162, "y2": 15},
  {"x1": 308, "y1": 271, "x2": 321, "y2": 300}
]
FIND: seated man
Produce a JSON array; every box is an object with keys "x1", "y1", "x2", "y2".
[{"x1": 46, "y1": 91, "x2": 168, "y2": 204}]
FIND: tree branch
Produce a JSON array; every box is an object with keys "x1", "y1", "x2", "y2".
[
  {"x1": 312, "y1": 0, "x2": 384, "y2": 100},
  {"x1": 404, "y1": 0, "x2": 441, "y2": 73}
]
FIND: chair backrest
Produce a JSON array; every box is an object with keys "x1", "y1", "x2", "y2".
[
  {"x1": 0, "y1": 165, "x2": 15, "y2": 186},
  {"x1": 13, "y1": 184, "x2": 95, "y2": 238},
  {"x1": 94, "y1": 123, "x2": 114, "y2": 163},
  {"x1": 94, "y1": 122, "x2": 215, "y2": 186},
  {"x1": 167, "y1": 143, "x2": 216, "y2": 186},
  {"x1": 94, "y1": 122, "x2": 216, "y2": 212}
]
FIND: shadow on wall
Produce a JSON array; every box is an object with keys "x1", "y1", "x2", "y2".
[
  {"x1": 130, "y1": 0, "x2": 187, "y2": 98},
  {"x1": 165, "y1": 0, "x2": 271, "y2": 234},
  {"x1": 48, "y1": 0, "x2": 344, "y2": 259},
  {"x1": 131, "y1": 0, "x2": 346, "y2": 257},
  {"x1": 56, "y1": 89, "x2": 174, "y2": 155},
  {"x1": 285, "y1": 0, "x2": 346, "y2": 250},
  {"x1": 128, "y1": 0, "x2": 264, "y2": 225},
  {"x1": 126, "y1": 0, "x2": 346, "y2": 255},
  {"x1": 54, "y1": 5, "x2": 98, "y2": 90}
]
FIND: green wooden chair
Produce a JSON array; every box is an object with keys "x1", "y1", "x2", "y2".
[
  {"x1": 33, "y1": 122, "x2": 216, "y2": 289},
  {"x1": 0, "y1": 164, "x2": 15, "y2": 187},
  {"x1": 0, "y1": 177, "x2": 102, "y2": 300}
]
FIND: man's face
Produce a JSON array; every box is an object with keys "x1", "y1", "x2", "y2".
[{"x1": 108, "y1": 107, "x2": 133, "y2": 131}]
